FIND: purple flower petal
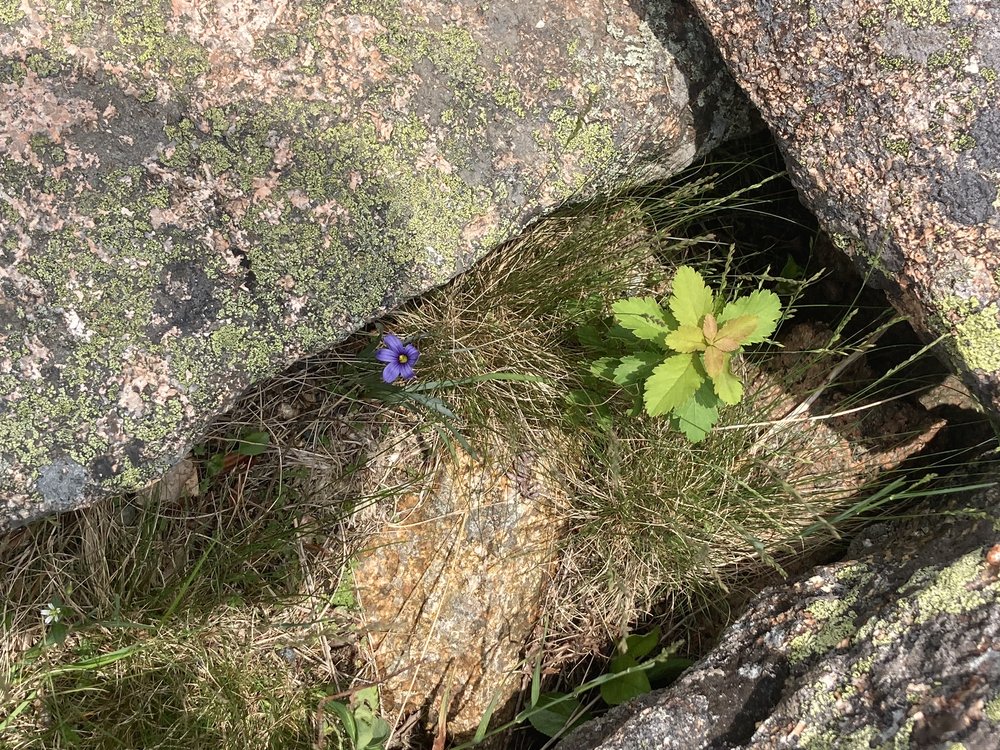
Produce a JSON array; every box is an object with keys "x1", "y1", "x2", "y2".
[
  {"x1": 382, "y1": 334, "x2": 404, "y2": 354},
  {"x1": 375, "y1": 347, "x2": 397, "y2": 364},
  {"x1": 382, "y1": 362, "x2": 402, "y2": 383},
  {"x1": 402, "y1": 344, "x2": 420, "y2": 364},
  {"x1": 398, "y1": 362, "x2": 416, "y2": 381}
]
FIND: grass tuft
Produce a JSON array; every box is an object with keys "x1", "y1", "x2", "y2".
[{"x1": 1, "y1": 149, "x2": 993, "y2": 749}]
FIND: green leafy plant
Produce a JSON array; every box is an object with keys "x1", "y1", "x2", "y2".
[
  {"x1": 457, "y1": 630, "x2": 693, "y2": 747},
  {"x1": 594, "y1": 266, "x2": 782, "y2": 441},
  {"x1": 322, "y1": 686, "x2": 391, "y2": 750}
]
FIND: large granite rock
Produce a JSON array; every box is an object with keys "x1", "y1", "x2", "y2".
[
  {"x1": 0, "y1": 1, "x2": 750, "y2": 527},
  {"x1": 560, "y1": 476, "x2": 1000, "y2": 749},
  {"x1": 685, "y1": 0, "x2": 1000, "y2": 422}
]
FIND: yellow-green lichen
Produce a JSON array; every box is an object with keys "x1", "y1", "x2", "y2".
[
  {"x1": 789, "y1": 596, "x2": 857, "y2": 663},
  {"x1": 982, "y1": 67, "x2": 998, "y2": 83},
  {"x1": 879, "y1": 54, "x2": 915, "y2": 72},
  {"x1": 545, "y1": 108, "x2": 617, "y2": 189},
  {"x1": 859, "y1": 10, "x2": 882, "y2": 30},
  {"x1": 124, "y1": 400, "x2": 186, "y2": 447},
  {"x1": 797, "y1": 684, "x2": 874, "y2": 750},
  {"x1": 949, "y1": 301, "x2": 1000, "y2": 372},
  {"x1": 0, "y1": 0, "x2": 24, "y2": 25},
  {"x1": 210, "y1": 326, "x2": 284, "y2": 379},
  {"x1": 29, "y1": 134, "x2": 67, "y2": 166},
  {"x1": 927, "y1": 31, "x2": 973, "y2": 71},
  {"x1": 912, "y1": 551, "x2": 994, "y2": 621},
  {"x1": 890, "y1": 0, "x2": 950, "y2": 28},
  {"x1": 951, "y1": 133, "x2": 976, "y2": 152},
  {"x1": 835, "y1": 563, "x2": 874, "y2": 585},
  {"x1": 35, "y1": 0, "x2": 209, "y2": 93},
  {"x1": 884, "y1": 138, "x2": 910, "y2": 156},
  {"x1": 24, "y1": 52, "x2": 62, "y2": 78},
  {"x1": 253, "y1": 30, "x2": 299, "y2": 62},
  {"x1": 985, "y1": 694, "x2": 1000, "y2": 721}
]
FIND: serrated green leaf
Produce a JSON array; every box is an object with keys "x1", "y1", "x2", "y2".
[
  {"x1": 713, "y1": 355, "x2": 743, "y2": 405},
  {"x1": 613, "y1": 352, "x2": 661, "y2": 385},
  {"x1": 672, "y1": 381, "x2": 720, "y2": 442},
  {"x1": 667, "y1": 266, "x2": 714, "y2": 327},
  {"x1": 590, "y1": 357, "x2": 619, "y2": 380},
  {"x1": 716, "y1": 315, "x2": 758, "y2": 345},
  {"x1": 643, "y1": 354, "x2": 703, "y2": 417},
  {"x1": 611, "y1": 297, "x2": 676, "y2": 347},
  {"x1": 664, "y1": 324, "x2": 706, "y2": 353},
  {"x1": 719, "y1": 290, "x2": 782, "y2": 343},
  {"x1": 574, "y1": 324, "x2": 603, "y2": 350}
]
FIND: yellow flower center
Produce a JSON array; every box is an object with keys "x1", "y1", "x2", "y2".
[{"x1": 398, "y1": 354, "x2": 408, "y2": 364}]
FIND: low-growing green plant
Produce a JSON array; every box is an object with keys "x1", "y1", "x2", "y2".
[
  {"x1": 459, "y1": 628, "x2": 693, "y2": 747},
  {"x1": 593, "y1": 265, "x2": 782, "y2": 441},
  {"x1": 320, "y1": 686, "x2": 391, "y2": 750}
]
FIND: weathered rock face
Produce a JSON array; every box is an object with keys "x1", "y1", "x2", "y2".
[
  {"x1": 354, "y1": 445, "x2": 563, "y2": 736},
  {"x1": 560, "y1": 477, "x2": 1000, "y2": 749},
  {"x1": 684, "y1": 0, "x2": 1000, "y2": 422},
  {"x1": 0, "y1": 1, "x2": 750, "y2": 527}
]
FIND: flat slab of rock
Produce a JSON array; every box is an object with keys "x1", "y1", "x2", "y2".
[
  {"x1": 561, "y1": 477, "x2": 1000, "y2": 749},
  {"x1": 688, "y1": 0, "x2": 1000, "y2": 420},
  {"x1": 354, "y1": 446, "x2": 562, "y2": 736},
  {"x1": 0, "y1": 1, "x2": 749, "y2": 526}
]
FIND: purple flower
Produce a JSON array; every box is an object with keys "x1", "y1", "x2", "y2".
[{"x1": 375, "y1": 334, "x2": 419, "y2": 383}]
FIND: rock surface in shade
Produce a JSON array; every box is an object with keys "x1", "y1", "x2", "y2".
[
  {"x1": 559, "y1": 477, "x2": 1000, "y2": 749},
  {"x1": 685, "y1": 0, "x2": 1000, "y2": 422},
  {"x1": 353, "y1": 446, "x2": 563, "y2": 737},
  {"x1": 0, "y1": 1, "x2": 751, "y2": 527}
]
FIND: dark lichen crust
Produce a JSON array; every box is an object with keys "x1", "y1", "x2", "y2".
[
  {"x1": 0, "y1": 1, "x2": 748, "y2": 526},
  {"x1": 688, "y1": 0, "x2": 1000, "y2": 422}
]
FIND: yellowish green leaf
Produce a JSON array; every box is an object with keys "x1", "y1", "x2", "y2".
[
  {"x1": 613, "y1": 352, "x2": 661, "y2": 386},
  {"x1": 667, "y1": 266, "x2": 714, "y2": 327},
  {"x1": 719, "y1": 290, "x2": 782, "y2": 343},
  {"x1": 672, "y1": 380, "x2": 720, "y2": 442},
  {"x1": 643, "y1": 354, "x2": 703, "y2": 417},
  {"x1": 716, "y1": 315, "x2": 758, "y2": 344},
  {"x1": 713, "y1": 355, "x2": 743, "y2": 404},
  {"x1": 612, "y1": 297, "x2": 676, "y2": 347},
  {"x1": 664, "y1": 325, "x2": 706, "y2": 353}
]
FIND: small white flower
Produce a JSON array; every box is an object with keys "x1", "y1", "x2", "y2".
[{"x1": 40, "y1": 603, "x2": 63, "y2": 625}]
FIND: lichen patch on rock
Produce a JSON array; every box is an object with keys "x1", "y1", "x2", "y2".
[{"x1": 0, "y1": 0, "x2": 750, "y2": 526}]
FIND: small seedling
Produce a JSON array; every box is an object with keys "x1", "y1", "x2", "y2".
[{"x1": 593, "y1": 266, "x2": 782, "y2": 441}]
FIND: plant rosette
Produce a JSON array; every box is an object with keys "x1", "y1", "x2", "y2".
[{"x1": 593, "y1": 266, "x2": 782, "y2": 441}]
